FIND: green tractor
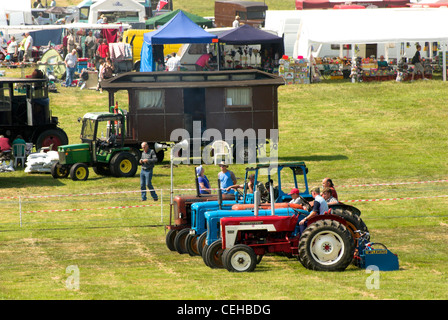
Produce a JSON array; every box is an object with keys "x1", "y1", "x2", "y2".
[{"x1": 51, "y1": 111, "x2": 138, "y2": 181}]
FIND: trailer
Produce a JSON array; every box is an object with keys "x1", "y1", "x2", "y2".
[{"x1": 100, "y1": 69, "x2": 285, "y2": 163}]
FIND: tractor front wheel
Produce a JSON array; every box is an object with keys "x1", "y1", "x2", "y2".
[
  {"x1": 298, "y1": 219, "x2": 354, "y2": 272},
  {"x1": 70, "y1": 163, "x2": 89, "y2": 181},
  {"x1": 165, "y1": 229, "x2": 178, "y2": 251},
  {"x1": 185, "y1": 233, "x2": 200, "y2": 256},
  {"x1": 223, "y1": 244, "x2": 257, "y2": 272},
  {"x1": 205, "y1": 240, "x2": 224, "y2": 269},
  {"x1": 173, "y1": 228, "x2": 190, "y2": 254},
  {"x1": 197, "y1": 232, "x2": 207, "y2": 256}
]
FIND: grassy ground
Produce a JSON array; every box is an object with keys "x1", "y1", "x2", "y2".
[{"x1": 1, "y1": 64, "x2": 447, "y2": 300}]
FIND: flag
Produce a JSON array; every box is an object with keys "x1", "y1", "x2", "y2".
[{"x1": 156, "y1": 0, "x2": 169, "y2": 11}]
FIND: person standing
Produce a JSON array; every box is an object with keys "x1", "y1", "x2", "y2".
[
  {"x1": 139, "y1": 142, "x2": 158, "y2": 201},
  {"x1": 232, "y1": 15, "x2": 240, "y2": 28},
  {"x1": 85, "y1": 31, "x2": 97, "y2": 61},
  {"x1": 97, "y1": 39, "x2": 109, "y2": 59},
  {"x1": 411, "y1": 44, "x2": 428, "y2": 81},
  {"x1": 166, "y1": 53, "x2": 181, "y2": 71},
  {"x1": 23, "y1": 32, "x2": 33, "y2": 62},
  {"x1": 64, "y1": 49, "x2": 77, "y2": 87},
  {"x1": 7, "y1": 36, "x2": 18, "y2": 62},
  {"x1": 218, "y1": 161, "x2": 237, "y2": 194}
]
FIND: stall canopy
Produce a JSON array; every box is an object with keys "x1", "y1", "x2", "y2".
[
  {"x1": 145, "y1": 9, "x2": 214, "y2": 29},
  {"x1": 295, "y1": 0, "x2": 410, "y2": 9},
  {"x1": 218, "y1": 24, "x2": 283, "y2": 45},
  {"x1": 140, "y1": 11, "x2": 217, "y2": 72},
  {"x1": 294, "y1": 7, "x2": 448, "y2": 79}
]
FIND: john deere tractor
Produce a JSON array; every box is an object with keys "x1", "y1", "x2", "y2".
[{"x1": 51, "y1": 111, "x2": 138, "y2": 181}]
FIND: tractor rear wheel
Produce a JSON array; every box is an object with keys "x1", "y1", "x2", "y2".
[
  {"x1": 223, "y1": 244, "x2": 257, "y2": 272},
  {"x1": 205, "y1": 240, "x2": 225, "y2": 269},
  {"x1": 110, "y1": 152, "x2": 138, "y2": 177},
  {"x1": 173, "y1": 228, "x2": 190, "y2": 254},
  {"x1": 165, "y1": 229, "x2": 177, "y2": 251},
  {"x1": 185, "y1": 233, "x2": 200, "y2": 256},
  {"x1": 298, "y1": 219, "x2": 354, "y2": 271},
  {"x1": 70, "y1": 163, "x2": 89, "y2": 181}
]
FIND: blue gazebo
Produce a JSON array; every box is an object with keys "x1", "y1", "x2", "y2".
[{"x1": 140, "y1": 11, "x2": 217, "y2": 72}]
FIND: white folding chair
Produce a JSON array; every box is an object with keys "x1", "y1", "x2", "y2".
[{"x1": 211, "y1": 140, "x2": 232, "y2": 165}]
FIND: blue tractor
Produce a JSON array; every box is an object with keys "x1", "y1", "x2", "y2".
[{"x1": 184, "y1": 162, "x2": 314, "y2": 256}]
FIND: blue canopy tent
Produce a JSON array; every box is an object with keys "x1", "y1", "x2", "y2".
[{"x1": 140, "y1": 11, "x2": 217, "y2": 72}]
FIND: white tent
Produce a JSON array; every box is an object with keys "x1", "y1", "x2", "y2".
[
  {"x1": 0, "y1": 0, "x2": 32, "y2": 25},
  {"x1": 293, "y1": 7, "x2": 448, "y2": 80},
  {"x1": 88, "y1": 0, "x2": 146, "y2": 24}
]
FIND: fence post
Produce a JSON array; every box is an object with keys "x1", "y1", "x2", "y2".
[
  {"x1": 19, "y1": 196, "x2": 22, "y2": 227},
  {"x1": 160, "y1": 189, "x2": 163, "y2": 223}
]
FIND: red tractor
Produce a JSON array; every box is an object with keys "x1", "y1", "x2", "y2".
[{"x1": 220, "y1": 210, "x2": 355, "y2": 272}]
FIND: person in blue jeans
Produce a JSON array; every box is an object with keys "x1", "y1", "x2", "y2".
[
  {"x1": 139, "y1": 142, "x2": 158, "y2": 201},
  {"x1": 64, "y1": 49, "x2": 77, "y2": 87}
]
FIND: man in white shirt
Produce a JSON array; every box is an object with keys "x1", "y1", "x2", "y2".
[
  {"x1": 166, "y1": 53, "x2": 180, "y2": 71},
  {"x1": 64, "y1": 49, "x2": 78, "y2": 87},
  {"x1": 232, "y1": 16, "x2": 240, "y2": 28}
]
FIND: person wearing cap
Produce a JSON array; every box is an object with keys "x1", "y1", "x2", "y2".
[
  {"x1": 288, "y1": 188, "x2": 302, "y2": 204},
  {"x1": 288, "y1": 187, "x2": 311, "y2": 210},
  {"x1": 232, "y1": 16, "x2": 240, "y2": 28},
  {"x1": 196, "y1": 165, "x2": 211, "y2": 194},
  {"x1": 218, "y1": 161, "x2": 237, "y2": 194}
]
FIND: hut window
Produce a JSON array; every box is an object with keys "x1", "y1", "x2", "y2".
[
  {"x1": 0, "y1": 84, "x2": 11, "y2": 112},
  {"x1": 226, "y1": 88, "x2": 251, "y2": 107},
  {"x1": 136, "y1": 90, "x2": 164, "y2": 109}
]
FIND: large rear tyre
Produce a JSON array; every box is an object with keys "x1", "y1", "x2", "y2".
[
  {"x1": 298, "y1": 219, "x2": 354, "y2": 271},
  {"x1": 110, "y1": 152, "x2": 138, "y2": 177},
  {"x1": 173, "y1": 228, "x2": 190, "y2": 254},
  {"x1": 36, "y1": 128, "x2": 69, "y2": 151},
  {"x1": 205, "y1": 240, "x2": 224, "y2": 269},
  {"x1": 223, "y1": 244, "x2": 257, "y2": 272},
  {"x1": 70, "y1": 163, "x2": 89, "y2": 181}
]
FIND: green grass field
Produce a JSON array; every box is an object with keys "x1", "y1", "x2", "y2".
[
  {"x1": 4, "y1": 0, "x2": 448, "y2": 302},
  {"x1": 1, "y1": 64, "x2": 447, "y2": 300}
]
